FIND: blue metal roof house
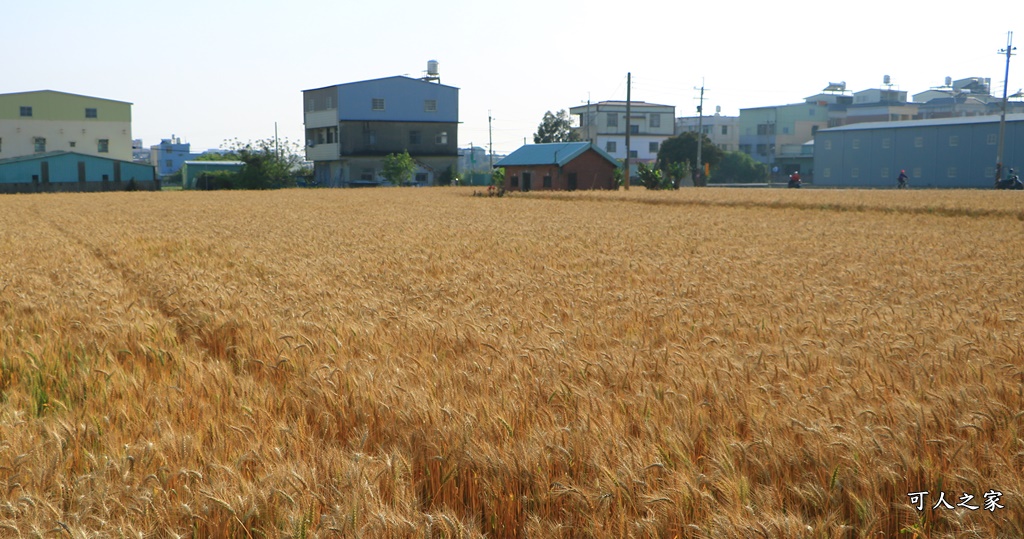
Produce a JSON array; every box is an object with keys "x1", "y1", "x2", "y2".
[
  {"x1": 814, "y1": 113, "x2": 1024, "y2": 188},
  {"x1": 495, "y1": 142, "x2": 619, "y2": 191},
  {"x1": 0, "y1": 151, "x2": 157, "y2": 193}
]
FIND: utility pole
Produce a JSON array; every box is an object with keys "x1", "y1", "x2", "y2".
[
  {"x1": 625, "y1": 72, "x2": 631, "y2": 190},
  {"x1": 585, "y1": 93, "x2": 592, "y2": 143},
  {"x1": 488, "y1": 111, "x2": 494, "y2": 170},
  {"x1": 695, "y1": 80, "x2": 705, "y2": 186},
  {"x1": 996, "y1": 31, "x2": 1016, "y2": 184}
]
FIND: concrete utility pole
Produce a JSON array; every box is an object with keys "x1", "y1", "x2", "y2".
[
  {"x1": 488, "y1": 111, "x2": 494, "y2": 170},
  {"x1": 996, "y1": 31, "x2": 1016, "y2": 184},
  {"x1": 695, "y1": 80, "x2": 705, "y2": 186},
  {"x1": 625, "y1": 72, "x2": 631, "y2": 190}
]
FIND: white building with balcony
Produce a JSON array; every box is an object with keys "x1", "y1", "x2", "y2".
[{"x1": 569, "y1": 101, "x2": 675, "y2": 169}]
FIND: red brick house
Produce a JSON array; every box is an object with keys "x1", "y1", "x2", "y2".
[{"x1": 495, "y1": 142, "x2": 619, "y2": 191}]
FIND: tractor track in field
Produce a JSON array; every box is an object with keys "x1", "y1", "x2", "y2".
[
  {"x1": 41, "y1": 211, "x2": 240, "y2": 362},
  {"x1": 514, "y1": 190, "x2": 1024, "y2": 220}
]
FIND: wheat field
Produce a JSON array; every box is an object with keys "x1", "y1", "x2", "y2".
[{"x1": 0, "y1": 187, "x2": 1022, "y2": 538}]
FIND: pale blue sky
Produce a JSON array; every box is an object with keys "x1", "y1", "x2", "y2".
[{"x1": 2, "y1": 0, "x2": 1014, "y2": 154}]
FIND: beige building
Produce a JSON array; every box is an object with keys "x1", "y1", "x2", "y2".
[
  {"x1": 675, "y1": 113, "x2": 740, "y2": 152},
  {"x1": 0, "y1": 90, "x2": 133, "y2": 162}
]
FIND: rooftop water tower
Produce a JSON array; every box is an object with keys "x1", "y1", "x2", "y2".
[{"x1": 423, "y1": 60, "x2": 441, "y2": 83}]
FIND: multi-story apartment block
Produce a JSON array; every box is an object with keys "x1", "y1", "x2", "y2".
[
  {"x1": 150, "y1": 136, "x2": 198, "y2": 177},
  {"x1": 675, "y1": 112, "x2": 740, "y2": 152},
  {"x1": 738, "y1": 94, "x2": 835, "y2": 178},
  {"x1": 0, "y1": 90, "x2": 133, "y2": 162},
  {"x1": 303, "y1": 75, "x2": 459, "y2": 186},
  {"x1": 570, "y1": 101, "x2": 675, "y2": 167}
]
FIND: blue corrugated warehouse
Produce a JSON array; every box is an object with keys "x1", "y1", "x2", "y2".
[
  {"x1": 814, "y1": 114, "x2": 1024, "y2": 188},
  {"x1": 0, "y1": 151, "x2": 157, "y2": 193}
]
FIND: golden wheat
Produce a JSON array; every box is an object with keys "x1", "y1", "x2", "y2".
[{"x1": 0, "y1": 187, "x2": 1021, "y2": 538}]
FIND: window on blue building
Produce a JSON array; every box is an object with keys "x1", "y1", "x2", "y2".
[{"x1": 372, "y1": 98, "x2": 385, "y2": 111}]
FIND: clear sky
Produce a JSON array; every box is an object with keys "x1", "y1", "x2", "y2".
[{"x1": 3, "y1": 0, "x2": 1015, "y2": 155}]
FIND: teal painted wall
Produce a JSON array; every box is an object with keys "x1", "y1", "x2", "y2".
[
  {"x1": 0, "y1": 152, "x2": 156, "y2": 193},
  {"x1": 0, "y1": 152, "x2": 153, "y2": 183},
  {"x1": 181, "y1": 161, "x2": 244, "y2": 189}
]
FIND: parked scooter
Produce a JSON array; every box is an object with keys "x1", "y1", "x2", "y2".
[{"x1": 995, "y1": 168, "x2": 1024, "y2": 190}]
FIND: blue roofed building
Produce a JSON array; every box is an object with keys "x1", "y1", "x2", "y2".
[
  {"x1": 495, "y1": 141, "x2": 619, "y2": 191},
  {"x1": 303, "y1": 72, "x2": 458, "y2": 187}
]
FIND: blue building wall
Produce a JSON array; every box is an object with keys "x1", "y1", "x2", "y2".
[
  {"x1": 335, "y1": 76, "x2": 458, "y2": 123},
  {"x1": 0, "y1": 151, "x2": 157, "y2": 193},
  {"x1": 151, "y1": 139, "x2": 198, "y2": 176},
  {"x1": 814, "y1": 114, "x2": 1023, "y2": 188}
]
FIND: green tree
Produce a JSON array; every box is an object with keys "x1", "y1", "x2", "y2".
[
  {"x1": 637, "y1": 162, "x2": 665, "y2": 190},
  {"x1": 711, "y1": 151, "x2": 769, "y2": 183},
  {"x1": 656, "y1": 132, "x2": 723, "y2": 187},
  {"x1": 195, "y1": 151, "x2": 239, "y2": 161},
  {"x1": 533, "y1": 110, "x2": 581, "y2": 144},
  {"x1": 218, "y1": 137, "x2": 309, "y2": 190},
  {"x1": 381, "y1": 150, "x2": 416, "y2": 186},
  {"x1": 491, "y1": 167, "x2": 505, "y2": 187},
  {"x1": 436, "y1": 165, "x2": 456, "y2": 186},
  {"x1": 666, "y1": 161, "x2": 688, "y2": 189}
]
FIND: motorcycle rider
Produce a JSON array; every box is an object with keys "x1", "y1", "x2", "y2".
[
  {"x1": 996, "y1": 168, "x2": 1023, "y2": 189},
  {"x1": 788, "y1": 170, "x2": 802, "y2": 188}
]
